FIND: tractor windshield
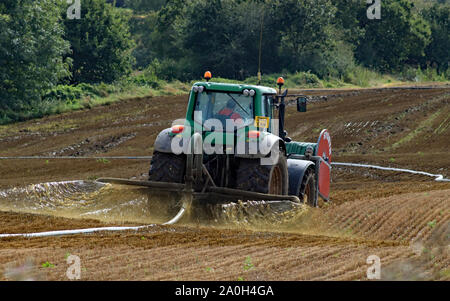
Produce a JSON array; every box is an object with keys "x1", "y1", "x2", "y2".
[{"x1": 194, "y1": 91, "x2": 254, "y2": 130}]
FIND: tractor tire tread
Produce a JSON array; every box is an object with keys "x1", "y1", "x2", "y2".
[
  {"x1": 236, "y1": 154, "x2": 288, "y2": 195},
  {"x1": 236, "y1": 161, "x2": 272, "y2": 193},
  {"x1": 149, "y1": 151, "x2": 185, "y2": 183},
  {"x1": 300, "y1": 168, "x2": 316, "y2": 206}
]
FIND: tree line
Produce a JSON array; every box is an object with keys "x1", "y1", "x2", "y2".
[
  {"x1": 0, "y1": 0, "x2": 448, "y2": 122},
  {"x1": 128, "y1": 0, "x2": 448, "y2": 81}
]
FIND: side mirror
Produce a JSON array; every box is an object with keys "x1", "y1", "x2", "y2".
[{"x1": 297, "y1": 96, "x2": 307, "y2": 112}]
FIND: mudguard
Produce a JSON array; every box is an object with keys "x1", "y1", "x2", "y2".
[
  {"x1": 316, "y1": 129, "x2": 332, "y2": 200},
  {"x1": 154, "y1": 128, "x2": 190, "y2": 154},
  {"x1": 235, "y1": 132, "x2": 286, "y2": 159},
  {"x1": 287, "y1": 159, "x2": 315, "y2": 196},
  {"x1": 153, "y1": 128, "x2": 173, "y2": 153},
  {"x1": 156, "y1": 129, "x2": 286, "y2": 159}
]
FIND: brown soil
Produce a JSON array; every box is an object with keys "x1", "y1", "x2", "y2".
[{"x1": 0, "y1": 87, "x2": 449, "y2": 281}]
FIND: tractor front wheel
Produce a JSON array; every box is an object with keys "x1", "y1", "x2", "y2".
[{"x1": 149, "y1": 151, "x2": 186, "y2": 183}]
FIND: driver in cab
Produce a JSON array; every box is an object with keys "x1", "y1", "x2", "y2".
[{"x1": 218, "y1": 99, "x2": 242, "y2": 121}]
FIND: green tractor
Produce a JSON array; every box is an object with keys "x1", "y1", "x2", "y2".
[
  {"x1": 100, "y1": 72, "x2": 331, "y2": 224},
  {"x1": 148, "y1": 73, "x2": 331, "y2": 207}
]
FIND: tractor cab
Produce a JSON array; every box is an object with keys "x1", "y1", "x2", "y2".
[{"x1": 186, "y1": 74, "x2": 309, "y2": 143}]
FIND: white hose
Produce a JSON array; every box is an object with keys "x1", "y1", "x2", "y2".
[
  {"x1": 163, "y1": 207, "x2": 186, "y2": 225},
  {"x1": 0, "y1": 196, "x2": 190, "y2": 238},
  {"x1": 333, "y1": 162, "x2": 450, "y2": 182},
  {"x1": 0, "y1": 225, "x2": 154, "y2": 238}
]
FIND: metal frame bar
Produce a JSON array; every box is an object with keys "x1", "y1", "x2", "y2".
[{"x1": 96, "y1": 178, "x2": 301, "y2": 203}]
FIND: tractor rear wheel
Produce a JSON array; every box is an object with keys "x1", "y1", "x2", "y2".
[
  {"x1": 236, "y1": 153, "x2": 288, "y2": 195},
  {"x1": 149, "y1": 151, "x2": 186, "y2": 183},
  {"x1": 300, "y1": 168, "x2": 316, "y2": 207}
]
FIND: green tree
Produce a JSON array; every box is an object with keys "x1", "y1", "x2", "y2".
[
  {"x1": 330, "y1": 0, "x2": 366, "y2": 46},
  {"x1": 123, "y1": 0, "x2": 166, "y2": 12},
  {"x1": 129, "y1": 0, "x2": 195, "y2": 79},
  {"x1": 356, "y1": 0, "x2": 431, "y2": 71},
  {"x1": 131, "y1": 8, "x2": 187, "y2": 71},
  {"x1": 174, "y1": 0, "x2": 279, "y2": 80},
  {"x1": 270, "y1": 0, "x2": 353, "y2": 77},
  {"x1": 421, "y1": 4, "x2": 449, "y2": 72},
  {"x1": 0, "y1": 0, "x2": 71, "y2": 120},
  {"x1": 63, "y1": 0, "x2": 135, "y2": 84},
  {"x1": 130, "y1": 11, "x2": 160, "y2": 69}
]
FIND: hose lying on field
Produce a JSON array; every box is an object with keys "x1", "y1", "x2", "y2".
[
  {"x1": 0, "y1": 225, "x2": 155, "y2": 238},
  {"x1": 333, "y1": 162, "x2": 450, "y2": 182}
]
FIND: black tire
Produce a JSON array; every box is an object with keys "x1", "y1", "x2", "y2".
[
  {"x1": 300, "y1": 167, "x2": 316, "y2": 207},
  {"x1": 236, "y1": 153, "x2": 288, "y2": 195},
  {"x1": 149, "y1": 151, "x2": 186, "y2": 183}
]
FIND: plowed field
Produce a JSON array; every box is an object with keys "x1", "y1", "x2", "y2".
[{"x1": 0, "y1": 85, "x2": 449, "y2": 280}]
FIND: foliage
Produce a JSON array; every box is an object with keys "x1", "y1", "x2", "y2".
[
  {"x1": 150, "y1": 0, "x2": 448, "y2": 78},
  {"x1": 0, "y1": 0, "x2": 71, "y2": 121},
  {"x1": 400, "y1": 66, "x2": 448, "y2": 82},
  {"x1": 44, "y1": 85, "x2": 84, "y2": 103},
  {"x1": 344, "y1": 66, "x2": 385, "y2": 87},
  {"x1": 126, "y1": 68, "x2": 161, "y2": 89},
  {"x1": 129, "y1": 11, "x2": 159, "y2": 69},
  {"x1": 421, "y1": 4, "x2": 449, "y2": 72},
  {"x1": 41, "y1": 261, "x2": 55, "y2": 268},
  {"x1": 1, "y1": 0, "x2": 449, "y2": 125},
  {"x1": 43, "y1": 83, "x2": 114, "y2": 103},
  {"x1": 143, "y1": 0, "x2": 444, "y2": 80},
  {"x1": 63, "y1": 0, "x2": 135, "y2": 84},
  {"x1": 177, "y1": 0, "x2": 277, "y2": 80},
  {"x1": 0, "y1": 75, "x2": 190, "y2": 125},
  {"x1": 356, "y1": 0, "x2": 431, "y2": 71},
  {"x1": 271, "y1": 0, "x2": 344, "y2": 77},
  {"x1": 288, "y1": 72, "x2": 322, "y2": 87},
  {"x1": 243, "y1": 256, "x2": 254, "y2": 271},
  {"x1": 122, "y1": 0, "x2": 166, "y2": 12},
  {"x1": 427, "y1": 220, "x2": 437, "y2": 228},
  {"x1": 146, "y1": 58, "x2": 197, "y2": 82},
  {"x1": 331, "y1": 0, "x2": 366, "y2": 45}
]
